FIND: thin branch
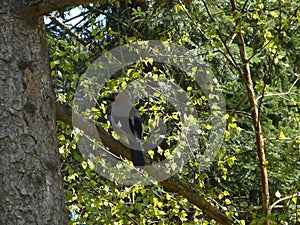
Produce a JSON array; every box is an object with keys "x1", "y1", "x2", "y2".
[
  {"x1": 69, "y1": 12, "x2": 92, "y2": 31},
  {"x1": 256, "y1": 77, "x2": 299, "y2": 103},
  {"x1": 241, "y1": 0, "x2": 250, "y2": 13},
  {"x1": 63, "y1": 10, "x2": 89, "y2": 24},
  {"x1": 270, "y1": 192, "x2": 300, "y2": 212},
  {"x1": 207, "y1": 197, "x2": 243, "y2": 225},
  {"x1": 247, "y1": 39, "x2": 273, "y2": 62},
  {"x1": 227, "y1": 110, "x2": 252, "y2": 118},
  {"x1": 179, "y1": 1, "x2": 209, "y2": 41},
  {"x1": 228, "y1": 93, "x2": 249, "y2": 118},
  {"x1": 248, "y1": 5, "x2": 300, "y2": 62},
  {"x1": 84, "y1": 4, "x2": 142, "y2": 38},
  {"x1": 201, "y1": 0, "x2": 240, "y2": 72},
  {"x1": 180, "y1": 1, "x2": 239, "y2": 71},
  {"x1": 216, "y1": 48, "x2": 239, "y2": 70},
  {"x1": 257, "y1": 49, "x2": 277, "y2": 115},
  {"x1": 27, "y1": 0, "x2": 104, "y2": 17},
  {"x1": 268, "y1": 137, "x2": 298, "y2": 141},
  {"x1": 227, "y1": 33, "x2": 237, "y2": 46},
  {"x1": 47, "y1": 14, "x2": 100, "y2": 54}
]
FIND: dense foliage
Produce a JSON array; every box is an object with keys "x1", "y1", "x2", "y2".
[{"x1": 47, "y1": 1, "x2": 299, "y2": 224}]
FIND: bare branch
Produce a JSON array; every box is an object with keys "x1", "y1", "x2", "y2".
[
  {"x1": 18, "y1": 0, "x2": 102, "y2": 20},
  {"x1": 47, "y1": 14, "x2": 100, "y2": 54},
  {"x1": 256, "y1": 77, "x2": 300, "y2": 103},
  {"x1": 84, "y1": 5, "x2": 142, "y2": 38},
  {"x1": 270, "y1": 192, "x2": 300, "y2": 212}
]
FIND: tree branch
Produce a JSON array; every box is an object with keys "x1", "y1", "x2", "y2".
[
  {"x1": 270, "y1": 192, "x2": 300, "y2": 212},
  {"x1": 202, "y1": 0, "x2": 240, "y2": 71},
  {"x1": 256, "y1": 76, "x2": 299, "y2": 103},
  {"x1": 20, "y1": 0, "x2": 104, "y2": 19},
  {"x1": 229, "y1": 0, "x2": 270, "y2": 223},
  {"x1": 56, "y1": 103, "x2": 234, "y2": 225},
  {"x1": 47, "y1": 14, "x2": 101, "y2": 55}
]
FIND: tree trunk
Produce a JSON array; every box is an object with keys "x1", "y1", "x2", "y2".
[{"x1": 0, "y1": 1, "x2": 67, "y2": 224}]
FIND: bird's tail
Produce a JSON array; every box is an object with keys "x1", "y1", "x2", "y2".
[
  {"x1": 130, "y1": 149, "x2": 145, "y2": 167},
  {"x1": 128, "y1": 137, "x2": 145, "y2": 167}
]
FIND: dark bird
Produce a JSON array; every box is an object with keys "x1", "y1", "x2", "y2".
[{"x1": 103, "y1": 92, "x2": 145, "y2": 167}]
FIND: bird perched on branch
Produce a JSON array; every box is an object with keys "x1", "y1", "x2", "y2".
[{"x1": 103, "y1": 92, "x2": 145, "y2": 167}]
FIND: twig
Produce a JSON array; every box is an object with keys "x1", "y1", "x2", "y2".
[
  {"x1": 47, "y1": 14, "x2": 100, "y2": 54},
  {"x1": 270, "y1": 192, "x2": 300, "y2": 212},
  {"x1": 256, "y1": 77, "x2": 299, "y2": 103}
]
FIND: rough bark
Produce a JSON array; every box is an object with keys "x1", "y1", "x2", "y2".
[
  {"x1": 0, "y1": 1, "x2": 68, "y2": 224},
  {"x1": 56, "y1": 104, "x2": 234, "y2": 225}
]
